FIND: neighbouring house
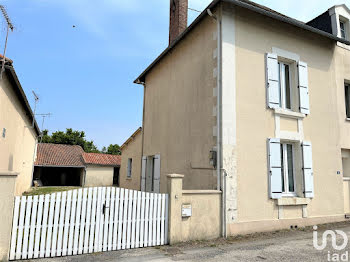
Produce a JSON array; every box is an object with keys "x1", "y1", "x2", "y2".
[
  {"x1": 33, "y1": 143, "x2": 121, "y2": 187},
  {"x1": 0, "y1": 56, "x2": 40, "y2": 195},
  {"x1": 82, "y1": 152, "x2": 121, "y2": 187},
  {"x1": 120, "y1": 127, "x2": 142, "y2": 190},
  {"x1": 130, "y1": 0, "x2": 350, "y2": 236}
]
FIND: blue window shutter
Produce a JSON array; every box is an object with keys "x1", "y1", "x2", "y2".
[
  {"x1": 302, "y1": 141, "x2": 314, "y2": 198},
  {"x1": 298, "y1": 61, "x2": 310, "y2": 114},
  {"x1": 266, "y1": 53, "x2": 280, "y2": 109}
]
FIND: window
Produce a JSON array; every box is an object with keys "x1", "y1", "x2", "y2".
[
  {"x1": 340, "y1": 20, "x2": 347, "y2": 39},
  {"x1": 142, "y1": 155, "x2": 161, "y2": 193},
  {"x1": 280, "y1": 143, "x2": 296, "y2": 196},
  {"x1": 127, "y1": 158, "x2": 132, "y2": 178},
  {"x1": 345, "y1": 84, "x2": 350, "y2": 118},
  {"x1": 278, "y1": 62, "x2": 292, "y2": 110},
  {"x1": 268, "y1": 139, "x2": 314, "y2": 199},
  {"x1": 266, "y1": 53, "x2": 310, "y2": 114}
]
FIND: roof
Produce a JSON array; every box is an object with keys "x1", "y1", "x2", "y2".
[
  {"x1": 82, "y1": 153, "x2": 121, "y2": 166},
  {"x1": 35, "y1": 143, "x2": 85, "y2": 167},
  {"x1": 120, "y1": 127, "x2": 142, "y2": 150},
  {"x1": 1, "y1": 56, "x2": 40, "y2": 136},
  {"x1": 134, "y1": 0, "x2": 350, "y2": 83}
]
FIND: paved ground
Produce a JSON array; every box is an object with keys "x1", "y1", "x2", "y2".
[{"x1": 29, "y1": 222, "x2": 350, "y2": 262}]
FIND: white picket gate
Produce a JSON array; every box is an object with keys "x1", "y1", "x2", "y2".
[{"x1": 9, "y1": 187, "x2": 169, "y2": 260}]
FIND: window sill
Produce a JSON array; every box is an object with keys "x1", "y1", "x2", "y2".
[
  {"x1": 126, "y1": 177, "x2": 132, "y2": 180},
  {"x1": 274, "y1": 108, "x2": 305, "y2": 119},
  {"x1": 337, "y1": 41, "x2": 350, "y2": 51},
  {"x1": 346, "y1": 118, "x2": 350, "y2": 121},
  {"x1": 277, "y1": 197, "x2": 311, "y2": 206}
]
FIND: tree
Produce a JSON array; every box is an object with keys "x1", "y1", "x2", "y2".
[
  {"x1": 105, "y1": 144, "x2": 121, "y2": 155},
  {"x1": 41, "y1": 128, "x2": 100, "y2": 153}
]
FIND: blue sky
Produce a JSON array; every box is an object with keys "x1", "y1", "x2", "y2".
[{"x1": 1, "y1": 0, "x2": 349, "y2": 149}]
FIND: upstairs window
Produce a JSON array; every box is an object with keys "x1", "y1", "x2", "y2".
[
  {"x1": 278, "y1": 62, "x2": 292, "y2": 110},
  {"x1": 266, "y1": 53, "x2": 310, "y2": 114},
  {"x1": 340, "y1": 20, "x2": 347, "y2": 39},
  {"x1": 345, "y1": 84, "x2": 350, "y2": 118}
]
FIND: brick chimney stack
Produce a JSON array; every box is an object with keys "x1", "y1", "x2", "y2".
[{"x1": 169, "y1": 0, "x2": 188, "y2": 45}]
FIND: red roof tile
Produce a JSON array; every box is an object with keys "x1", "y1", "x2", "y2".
[
  {"x1": 35, "y1": 143, "x2": 85, "y2": 167},
  {"x1": 82, "y1": 153, "x2": 121, "y2": 166}
]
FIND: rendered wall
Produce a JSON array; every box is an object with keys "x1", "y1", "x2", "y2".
[
  {"x1": 227, "y1": 5, "x2": 345, "y2": 234},
  {"x1": 142, "y1": 14, "x2": 218, "y2": 192},
  {"x1": 0, "y1": 172, "x2": 17, "y2": 261},
  {"x1": 167, "y1": 174, "x2": 221, "y2": 243},
  {"x1": 0, "y1": 73, "x2": 37, "y2": 196},
  {"x1": 120, "y1": 131, "x2": 142, "y2": 190},
  {"x1": 85, "y1": 165, "x2": 114, "y2": 187}
]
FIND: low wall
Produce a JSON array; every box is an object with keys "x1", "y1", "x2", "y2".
[
  {"x1": 167, "y1": 174, "x2": 222, "y2": 244},
  {"x1": 0, "y1": 171, "x2": 18, "y2": 261}
]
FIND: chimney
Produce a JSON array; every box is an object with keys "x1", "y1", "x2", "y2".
[{"x1": 169, "y1": 0, "x2": 188, "y2": 45}]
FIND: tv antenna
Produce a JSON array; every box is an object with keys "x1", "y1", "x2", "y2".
[
  {"x1": 0, "y1": 5, "x2": 14, "y2": 79},
  {"x1": 32, "y1": 91, "x2": 39, "y2": 128},
  {"x1": 31, "y1": 91, "x2": 52, "y2": 139}
]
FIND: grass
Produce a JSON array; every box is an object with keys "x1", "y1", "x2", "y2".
[{"x1": 23, "y1": 186, "x2": 80, "y2": 196}]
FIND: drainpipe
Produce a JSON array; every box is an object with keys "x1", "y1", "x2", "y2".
[
  {"x1": 207, "y1": 7, "x2": 225, "y2": 238},
  {"x1": 136, "y1": 80, "x2": 146, "y2": 189}
]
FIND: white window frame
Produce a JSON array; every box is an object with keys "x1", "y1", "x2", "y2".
[
  {"x1": 278, "y1": 62, "x2": 293, "y2": 110},
  {"x1": 281, "y1": 143, "x2": 297, "y2": 197},
  {"x1": 345, "y1": 84, "x2": 350, "y2": 119},
  {"x1": 127, "y1": 158, "x2": 132, "y2": 178},
  {"x1": 340, "y1": 19, "x2": 348, "y2": 40}
]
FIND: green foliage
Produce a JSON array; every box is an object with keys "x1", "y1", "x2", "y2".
[
  {"x1": 106, "y1": 144, "x2": 121, "y2": 155},
  {"x1": 41, "y1": 128, "x2": 99, "y2": 153},
  {"x1": 41, "y1": 128, "x2": 121, "y2": 155}
]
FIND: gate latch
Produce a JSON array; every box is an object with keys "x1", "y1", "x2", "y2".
[{"x1": 102, "y1": 204, "x2": 109, "y2": 215}]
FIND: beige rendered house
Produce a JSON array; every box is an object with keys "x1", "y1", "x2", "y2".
[
  {"x1": 0, "y1": 56, "x2": 40, "y2": 196},
  {"x1": 120, "y1": 127, "x2": 142, "y2": 190},
  {"x1": 129, "y1": 0, "x2": 350, "y2": 236}
]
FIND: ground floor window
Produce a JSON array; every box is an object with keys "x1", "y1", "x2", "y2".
[
  {"x1": 280, "y1": 143, "x2": 296, "y2": 196},
  {"x1": 127, "y1": 158, "x2": 132, "y2": 178}
]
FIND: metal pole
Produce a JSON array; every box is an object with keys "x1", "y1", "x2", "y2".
[{"x1": 0, "y1": 24, "x2": 10, "y2": 80}]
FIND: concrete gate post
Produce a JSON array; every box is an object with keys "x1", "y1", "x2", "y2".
[
  {"x1": 0, "y1": 171, "x2": 18, "y2": 261},
  {"x1": 167, "y1": 174, "x2": 184, "y2": 244}
]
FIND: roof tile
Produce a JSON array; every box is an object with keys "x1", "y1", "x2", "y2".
[
  {"x1": 35, "y1": 143, "x2": 85, "y2": 167},
  {"x1": 82, "y1": 153, "x2": 121, "y2": 166}
]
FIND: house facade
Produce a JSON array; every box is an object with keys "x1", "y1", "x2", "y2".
[
  {"x1": 120, "y1": 127, "x2": 142, "y2": 190},
  {"x1": 131, "y1": 0, "x2": 350, "y2": 236},
  {"x1": 0, "y1": 57, "x2": 40, "y2": 195}
]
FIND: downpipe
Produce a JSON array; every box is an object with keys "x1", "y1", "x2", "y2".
[{"x1": 207, "y1": 7, "x2": 226, "y2": 238}]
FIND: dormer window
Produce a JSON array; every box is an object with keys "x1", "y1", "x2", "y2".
[{"x1": 340, "y1": 20, "x2": 347, "y2": 39}]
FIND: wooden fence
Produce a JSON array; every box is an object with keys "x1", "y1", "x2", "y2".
[{"x1": 9, "y1": 187, "x2": 168, "y2": 260}]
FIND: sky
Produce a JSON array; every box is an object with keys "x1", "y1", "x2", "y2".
[{"x1": 1, "y1": 0, "x2": 349, "y2": 149}]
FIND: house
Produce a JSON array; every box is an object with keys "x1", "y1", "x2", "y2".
[
  {"x1": 119, "y1": 127, "x2": 142, "y2": 190},
  {"x1": 0, "y1": 56, "x2": 40, "y2": 195},
  {"x1": 131, "y1": 0, "x2": 350, "y2": 236},
  {"x1": 33, "y1": 143, "x2": 121, "y2": 187}
]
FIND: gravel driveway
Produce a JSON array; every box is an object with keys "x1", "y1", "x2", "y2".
[{"x1": 28, "y1": 222, "x2": 350, "y2": 262}]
